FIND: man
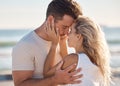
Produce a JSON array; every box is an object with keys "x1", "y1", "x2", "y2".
[{"x1": 12, "y1": 0, "x2": 83, "y2": 86}]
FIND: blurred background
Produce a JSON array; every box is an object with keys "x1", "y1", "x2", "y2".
[{"x1": 0, "y1": 0, "x2": 120, "y2": 86}]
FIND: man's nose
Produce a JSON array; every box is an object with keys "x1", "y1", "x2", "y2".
[
  {"x1": 67, "y1": 32, "x2": 70, "y2": 36},
  {"x1": 65, "y1": 28, "x2": 70, "y2": 34}
]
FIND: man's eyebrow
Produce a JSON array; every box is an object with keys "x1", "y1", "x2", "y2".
[{"x1": 63, "y1": 25, "x2": 69, "y2": 27}]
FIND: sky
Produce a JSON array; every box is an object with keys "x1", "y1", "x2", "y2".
[{"x1": 0, "y1": 0, "x2": 120, "y2": 29}]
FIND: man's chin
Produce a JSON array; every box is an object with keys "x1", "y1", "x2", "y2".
[
  {"x1": 60, "y1": 34, "x2": 68, "y2": 37},
  {"x1": 60, "y1": 34, "x2": 68, "y2": 40},
  {"x1": 60, "y1": 34, "x2": 65, "y2": 36}
]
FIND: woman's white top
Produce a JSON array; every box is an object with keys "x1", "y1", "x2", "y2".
[{"x1": 66, "y1": 53, "x2": 104, "y2": 86}]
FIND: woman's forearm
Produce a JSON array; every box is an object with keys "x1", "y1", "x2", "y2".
[
  {"x1": 59, "y1": 39, "x2": 68, "y2": 58},
  {"x1": 43, "y1": 43, "x2": 57, "y2": 77}
]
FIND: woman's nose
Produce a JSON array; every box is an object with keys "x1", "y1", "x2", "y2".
[{"x1": 67, "y1": 32, "x2": 70, "y2": 36}]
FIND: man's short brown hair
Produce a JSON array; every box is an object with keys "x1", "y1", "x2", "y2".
[{"x1": 46, "y1": 0, "x2": 83, "y2": 20}]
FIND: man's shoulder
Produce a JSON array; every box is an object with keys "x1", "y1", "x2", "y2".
[
  {"x1": 13, "y1": 31, "x2": 35, "y2": 49},
  {"x1": 17, "y1": 31, "x2": 35, "y2": 44},
  {"x1": 20, "y1": 31, "x2": 34, "y2": 41}
]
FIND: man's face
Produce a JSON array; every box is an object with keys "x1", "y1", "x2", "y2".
[{"x1": 55, "y1": 15, "x2": 74, "y2": 36}]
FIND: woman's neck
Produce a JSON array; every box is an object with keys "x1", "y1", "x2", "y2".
[{"x1": 75, "y1": 45, "x2": 85, "y2": 54}]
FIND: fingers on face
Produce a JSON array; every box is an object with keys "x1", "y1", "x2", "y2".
[
  {"x1": 46, "y1": 19, "x2": 52, "y2": 32},
  {"x1": 52, "y1": 19, "x2": 54, "y2": 30},
  {"x1": 52, "y1": 19, "x2": 59, "y2": 36},
  {"x1": 46, "y1": 19, "x2": 60, "y2": 37},
  {"x1": 56, "y1": 28, "x2": 60, "y2": 36},
  {"x1": 45, "y1": 21, "x2": 48, "y2": 31},
  {"x1": 46, "y1": 19, "x2": 56, "y2": 32}
]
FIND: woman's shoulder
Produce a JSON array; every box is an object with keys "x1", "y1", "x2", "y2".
[
  {"x1": 78, "y1": 53, "x2": 92, "y2": 64},
  {"x1": 79, "y1": 53, "x2": 100, "y2": 70},
  {"x1": 64, "y1": 53, "x2": 78, "y2": 62},
  {"x1": 61, "y1": 53, "x2": 78, "y2": 72}
]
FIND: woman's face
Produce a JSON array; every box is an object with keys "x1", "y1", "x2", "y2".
[{"x1": 68, "y1": 23, "x2": 78, "y2": 47}]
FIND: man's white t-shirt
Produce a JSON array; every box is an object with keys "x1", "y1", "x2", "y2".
[{"x1": 12, "y1": 31, "x2": 62, "y2": 78}]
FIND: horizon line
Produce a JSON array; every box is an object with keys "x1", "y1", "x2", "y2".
[{"x1": 0, "y1": 25, "x2": 120, "y2": 30}]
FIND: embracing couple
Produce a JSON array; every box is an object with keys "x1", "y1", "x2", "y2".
[{"x1": 12, "y1": 0, "x2": 111, "y2": 86}]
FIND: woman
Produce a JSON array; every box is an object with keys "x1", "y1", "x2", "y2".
[{"x1": 43, "y1": 16, "x2": 111, "y2": 86}]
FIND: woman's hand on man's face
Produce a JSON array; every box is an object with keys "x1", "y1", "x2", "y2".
[{"x1": 46, "y1": 18, "x2": 60, "y2": 45}]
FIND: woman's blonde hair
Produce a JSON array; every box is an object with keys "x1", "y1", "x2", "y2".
[{"x1": 75, "y1": 16, "x2": 111, "y2": 86}]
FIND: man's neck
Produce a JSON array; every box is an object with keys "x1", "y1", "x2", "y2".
[{"x1": 34, "y1": 22, "x2": 51, "y2": 41}]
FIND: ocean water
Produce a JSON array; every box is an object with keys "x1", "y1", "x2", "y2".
[
  {"x1": 0, "y1": 27, "x2": 120, "y2": 70},
  {"x1": 0, "y1": 29, "x2": 32, "y2": 70}
]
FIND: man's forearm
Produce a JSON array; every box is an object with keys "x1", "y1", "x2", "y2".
[{"x1": 15, "y1": 76, "x2": 57, "y2": 86}]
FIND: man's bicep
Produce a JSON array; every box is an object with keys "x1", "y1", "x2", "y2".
[{"x1": 12, "y1": 71, "x2": 34, "y2": 85}]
